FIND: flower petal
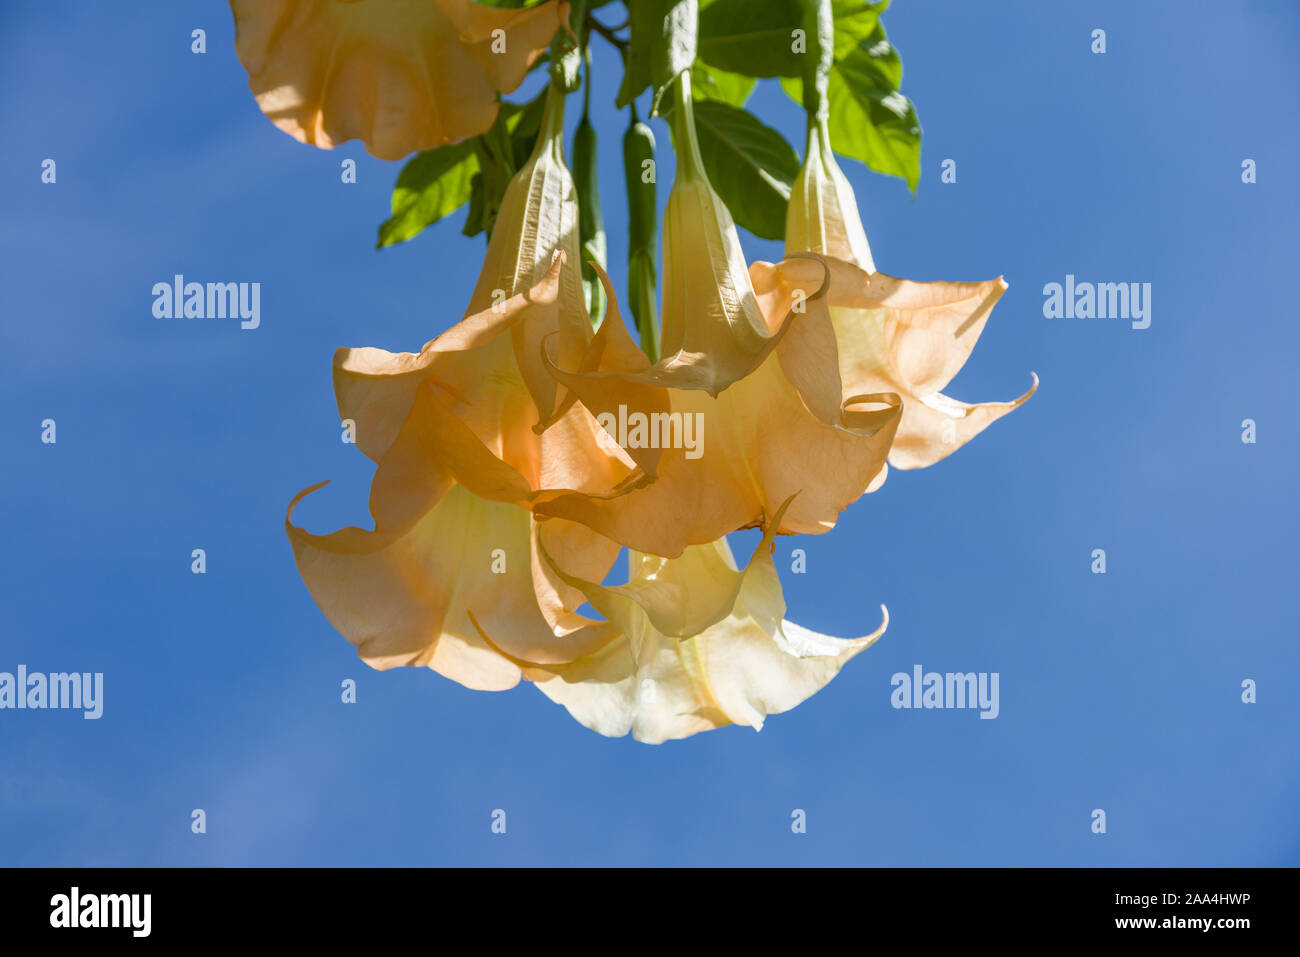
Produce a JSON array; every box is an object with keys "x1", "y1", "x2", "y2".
[
  {"x1": 753, "y1": 256, "x2": 1036, "y2": 471},
  {"x1": 331, "y1": 255, "x2": 562, "y2": 464},
  {"x1": 351, "y1": 363, "x2": 634, "y2": 633},
  {"x1": 230, "y1": 0, "x2": 566, "y2": 160},
  {"x1": 286, "y1": 480, "x2": 619, "y2": 689},
  {"x1": 283, "y1": 75, "x2": 633, "y2": 701},
  {"x1": 782, "y1": 119, "x2": 1035, "y2": 472},
  {"x1": 332, "y1": 87, "x2": 589, "y2": 465},
  {"x1": 533, "y1": 264, "x2": 901, "y2": 556},
  {"x1": 513, "y1": 506, "x2": 888, "y2": 743}
]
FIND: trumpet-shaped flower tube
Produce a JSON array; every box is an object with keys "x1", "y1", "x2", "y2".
[
  {"x1": 527, "y1": 264, "x2": 901, "y2": 556},
  {"x1": 551, "y1": 71, "x2": 792, "y2": 398},
  {"x1": 491, "y1": 73, "x2": 902, "y2": 556},
  {"x1": 230, "y1": 0, "x2": 568, "y2": 160},
  {"x1": 786, "y1": 119, "x2": 876, "y2": 274},
  {"x1": 778, "y1": 114, "x2": 1036, "y2": 472},
  {"x1": 331, "y1": 83, "x2": 591, "y2": 467},
  {"x1": 286, "y1": 85, "x2": 632, "y2": 679}
]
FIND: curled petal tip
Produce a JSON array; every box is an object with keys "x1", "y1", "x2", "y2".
[
  {"x1": 781, "y1": 251, "x2": 832, "y2": 303},
  {"x1": 287, "y1": 480, "x2": 331, "y2": 518},
  {"x1": 1014, "y1": 372, "x2": 1040, "y2": 405},
  {"x1": 853, "y1": 604, "x2": 890, "y2": 649}
]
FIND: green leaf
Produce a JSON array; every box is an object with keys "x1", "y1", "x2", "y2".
[
  {"x1": 690, "y1": 62, "x2": 756, "y2": 107},
  {"x1": 376, "y1": 87, "x2": 550, "y2": 248},
  {"x1": 666, "y1": 99, "x2": 800, "y2": 240},
  {"x1": 697, "y1": 0, "x2": 886, "y2": 79},
  {"x1": 698, "y1": 0, "x2": 802, "y2": 77},
  {"x1": 782, "y1": 15, "x2": 921, "y2": 190},
  {"x1": 826, "y1": 0, "x2": 888, "y2": 57},
  {"x1": 377, "y1": 141, "x2": 479, "y2": 248},
  {"x1": 462, "y1": 170, "x2": 488, "y2": 239}
]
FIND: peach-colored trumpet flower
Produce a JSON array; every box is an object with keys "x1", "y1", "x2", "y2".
[
  {"x1": 270, "y1": 25, "x2": 1033, "y2": 743},
  {"x1": 229, "y1": 0, "x2": 568, "y2": 160},
  {"x1": 286, "y1": 85, "x2": 629, "y2": 685},
  {"x1": 776, "y1": 114, "x2": 1036, "y2": 474},
  {"x1": 507, "y1": 73, "x2": 903, "y2": 557},
  {"x1": 527, "y1": 262, "x2": 900, "y2": 557},
  {"x1": 498, "y1": 501, "x2": 889, "y2": 744}
]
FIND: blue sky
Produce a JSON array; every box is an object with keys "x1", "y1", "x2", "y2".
[{"x1": 1, "y1": 0, "x2": 1296, "y2": 866}]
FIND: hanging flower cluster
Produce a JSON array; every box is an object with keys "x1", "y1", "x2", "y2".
[{"x1": 232, "y1": 0, "x2": 1035, "y2": 743}]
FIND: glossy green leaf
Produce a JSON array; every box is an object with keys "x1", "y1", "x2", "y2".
[
  {"x1": 697, "y1": 0, "x2": 887, "y2": 78},
  {"x1": 698, "y1": 0, "x2": 802, "y2": 77},
  {"x1": 690, "y1": 62, "x2": 756, "y2": 107},
  {"x1": 377, "y1": 141, "x2": 478, "y2": 248}
]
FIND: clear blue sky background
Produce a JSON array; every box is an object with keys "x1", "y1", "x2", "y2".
[{"x1": 2, "y1": 0, "x2": 1296, "y2": 866}]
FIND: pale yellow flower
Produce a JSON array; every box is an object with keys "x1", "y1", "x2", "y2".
[
  {"x1": 776, "y1": 117, "x2": 1036, "y2": 473},
  {"x1": 230, "y1": 0, "x2": 568, "y2": 160},
  {"x1": 506, "y1": 73, "x2": 902, "y2": 557},
  {"x1": 330, "y1": 82, "x2": 590, "y2": 460},
  {"x1": 285, "y1": 255, "x2": 626, "y2": 688},
  {"x1": 489, "y1": 501, "x2": 888, "y2": 743},
  {"x1": 527, "y1": 262, "x2": 900, "y2": 557},
  {"x1": 286, "y1": 86, "x2": 630, "y2": 684}
]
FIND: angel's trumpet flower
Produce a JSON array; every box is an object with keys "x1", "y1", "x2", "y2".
[
  {"x1": 229, "y1": 0, "x2": 568, "y2": 160},
  {"x1": 286, "y1": 84, "x2": 632, "y2": 687},
  {"x1": 488, "y1": 501, "x2": 889, "y2": 744},
  {"x1": 774, "y1": 114, "x2": 1036, "y2": 474},
  {"x1": 332, "y1": 81, "x2": 589, "y2": 463},
  {"x1": 509, "y1": 72, "x2": 900, "y2": 557}
]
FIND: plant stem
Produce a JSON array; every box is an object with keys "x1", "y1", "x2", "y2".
[{"x1": 669, "y1": 70, "x2": 706, "y2": 182}]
